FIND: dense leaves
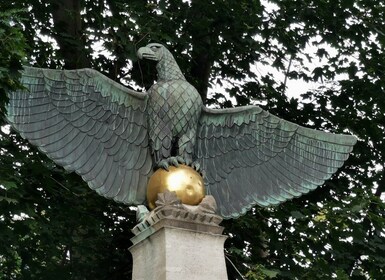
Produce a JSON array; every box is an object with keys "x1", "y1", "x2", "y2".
[
  {"x1": 0, "y1": 9, "x2": 25, "y2": 117},
  {"x1": 1, "y1": 0, "x2": 385, "y2": 279}
]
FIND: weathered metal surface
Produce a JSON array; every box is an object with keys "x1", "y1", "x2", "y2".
[
  {"x1": 197, "y1": 106, "x2": 357, "y2": 218},
  {"x1": 139, "y1": 44, "x2": 202, "y2": 166},
  {"x1": 6, "y1": 43, "x2": 357, "y2": 219},
  {"x1": 6, "y1": 67, "x2": 152, "y2": 205}
]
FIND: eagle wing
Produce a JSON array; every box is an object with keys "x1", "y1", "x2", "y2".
[
  {"x1": 6, "y1": 67, "x2": 152, "y2": 204},
  {"x1": 196, "y1": 105, "x2": 357, "y2": 219}
]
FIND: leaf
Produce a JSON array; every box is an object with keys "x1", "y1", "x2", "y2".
[
  {"x1": 261, "y1": 268, "x2": 280, "y2": 278},
  {"x1": 351, "y1": 202, "x2": 366, "y2": 213},
  {"x1": 0, "y1": 196, "x2": 18, "y2": 204},
  {"x1": 291, "y1": 210, "x2": 305, "y2": 219},
  {"x1": 0, "y1": 180, "x2": 17, "y2": 190},
  {"x1": 312, "y1": 67, "x2": 324, "y2": 82}
]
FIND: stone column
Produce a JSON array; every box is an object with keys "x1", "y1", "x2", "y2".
[{"x1": 129, "y1": 193, "x2": 228, "y2": 280}]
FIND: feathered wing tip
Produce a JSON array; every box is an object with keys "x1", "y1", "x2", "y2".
[
  {"x1": 196, "y1": 106, "x2": 357, "y2": 219},
  {"x1": 6, "y1": 66, "x2": 153, "y2": 205}
]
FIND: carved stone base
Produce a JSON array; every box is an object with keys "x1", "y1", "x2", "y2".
[{"x1": 129, "y1": 191, "x2": 228, "y2": 280}]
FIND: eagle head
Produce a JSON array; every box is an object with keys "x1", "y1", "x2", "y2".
[{"x1": 137, "y1": 43, "x2": 164, "y2": 61}]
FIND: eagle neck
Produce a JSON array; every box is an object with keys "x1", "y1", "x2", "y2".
[{"x1": 156, "y1": 50, "x2": 186, "y2": 81}]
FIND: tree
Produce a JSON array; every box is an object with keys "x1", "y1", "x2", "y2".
[{"x1": 1, "y1": 0, "x2": 385, "y2": 279}]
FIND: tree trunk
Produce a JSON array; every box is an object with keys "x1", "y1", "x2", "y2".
[
  {"x1": 188, "y1": 1, "x2": 216, "y2": 103},
  {"x1": 190, "y1": 46, "x2": 212, "y2": 103},
  {"x1": 50, "y1": 0, "x2": 90, "y2": 69}
]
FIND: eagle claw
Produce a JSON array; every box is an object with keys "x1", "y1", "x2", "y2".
[
  {"x1": 157, "y1": 156, "x2": 185, "y2": 170},
  {"x1": 189, "y1": 161, "x2": 205, "y2": 178},
  {"x1": 191, "y1": 161, "x2": 201, "y2": 172},
  {"x1": 157, "y1": 158, "x2": 204, "y2": 178}
]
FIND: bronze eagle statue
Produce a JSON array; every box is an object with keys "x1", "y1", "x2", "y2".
[{"x1": 6, "y1": 43, "x2": 357, "y2": 219}]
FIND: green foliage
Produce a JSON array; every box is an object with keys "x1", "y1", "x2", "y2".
[
  {"x1": 0, "y1": 9, "x2": 26, "y2": 116},
  {"x1": 1, "y1": 0, "x2": 385, "y2": 279},
  {"x1": 245, "y1": 264, "x2": 280, "y2": 279}
]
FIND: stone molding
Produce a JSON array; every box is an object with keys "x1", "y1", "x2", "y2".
[{"x1": 131, "y1": 191, "x2": 224, "y2": 244}]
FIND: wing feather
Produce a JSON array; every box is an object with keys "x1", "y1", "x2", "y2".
[
  {"x1": 6, "y1": 66, "x2": 152, "y2": 205},
  {"x1": 197, "y1": 106, "x2": 356, "y2": 218}
]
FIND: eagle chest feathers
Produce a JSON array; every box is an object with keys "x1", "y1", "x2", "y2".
[{"x1": 147, "y1": 80, "x2": 202, "y2": 153}]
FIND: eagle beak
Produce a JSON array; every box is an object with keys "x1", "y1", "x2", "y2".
[{"x1": 137, "y1": 47, "x2": 159, "y2": 61}]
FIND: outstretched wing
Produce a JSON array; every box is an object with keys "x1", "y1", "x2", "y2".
[
  {"x1": 196, "y1": 106, "x2": 357, "y2": 219},
  {"x1": 6, "y1": 67, "x2": 152, "y2": 205}
]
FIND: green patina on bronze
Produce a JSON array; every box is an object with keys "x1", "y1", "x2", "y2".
[{"x1": 6, "y1": 43, "x2": 357, "y2": 219}]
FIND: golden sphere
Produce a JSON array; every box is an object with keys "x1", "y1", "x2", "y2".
[{"x1": 147, "y1": 164, "x2": 205, "y2": 209}]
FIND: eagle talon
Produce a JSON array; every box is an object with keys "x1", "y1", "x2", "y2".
[
  {"x1": 200, "y1": 169, "x2": 206, "y2": 179},
  {"x1": 168, "y1": 157, "x2": 180, "y2": 167},
  {"x1": 175, "y1": 156, "x2": 185, "y2": 165},
  {"x1": 184, "y1": 161, "x2": 204, "y2": 177},
  {"x1": 157, "y1": 159, "x2": 170, "y2": 171},
  {"x1": 191, "y1": 161, "x2": 201, "y2": 172},
  {"x1": 168, "y1": 156, "x2": 185, "y2": 167},
  {"x1": 184, "y1": 157, "x2": 192, "y2": 166},
  {"x1": 157, "y1": 156, "x2": 186, "y2": 170}
]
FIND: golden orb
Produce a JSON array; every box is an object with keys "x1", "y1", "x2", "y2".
[{"x1": 147, "y1": 164, "x2": 205, "y2": 209}]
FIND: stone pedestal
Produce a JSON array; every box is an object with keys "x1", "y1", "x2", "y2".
[{"x1": 129, "y1": 192, "x2": 228, "y2": 280}]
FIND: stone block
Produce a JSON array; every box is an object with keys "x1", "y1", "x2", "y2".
[{"x1": 130, "y1": 221, "x2": 228, "y2": 280}]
